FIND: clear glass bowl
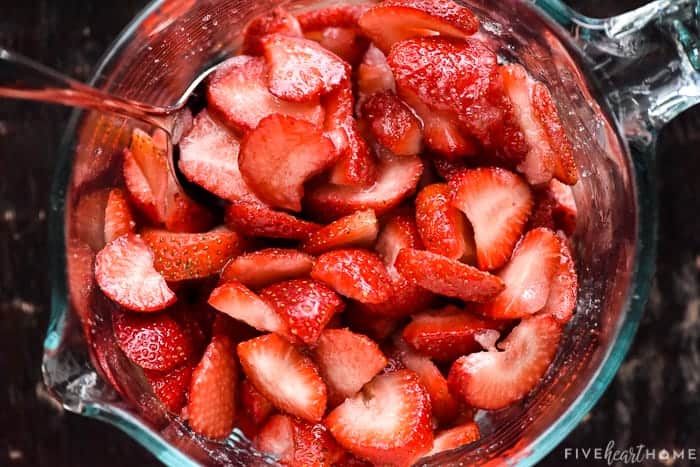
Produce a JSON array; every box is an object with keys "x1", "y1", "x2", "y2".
[{"x1": 44, "y1": 0, "x2": 700, "y2": 465}]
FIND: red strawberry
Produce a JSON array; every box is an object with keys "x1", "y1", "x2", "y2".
[
  {"x1": 448, "y1": 315, "x2": 562, "y2": 410},
  {"x1": 104, "y1": 188, "x2": 136, "y2": 244},
  {"x1": 300, "y1": 5, "x2": 370, "y2": 66},
  {"x1": 550, "y1": 179, "x2": 577, "y2": 235},
  {"x1": 256, "y1": 415, "x2": 342, "y2": 466},
  {"x1": 95, "y1": 234, "x2": 176, "y2": 312},
  {"x1": 344, "y1": 305, "x2": 400, "y2": 341},
  {"x1": 207, "y1": 55, "x2": 324, "y2": 133},
  {"x1": 141, "y1": 228, "x2": 245, "y2": 282},
  {"x1": 477, "y1": 228, "x2": 562, "y2": 320},
  {"x1": 311, "y1": 328, "x2": 388, "y2": 406},
  {"x1": 208, "y1": 281, "x2": 287, "y2": 334},
  {"x1": 402, "y1": 305, "x2": 502, "y2": 362},
  {"x1": 450, "y1": 167, "x2": 534, "y2": 270},
  {"x1": 144, "y1": 364, "x2": 193, "y2": 413},
  {"x1": 238, "y1": 333, "x2": 327, "y2": 422},
  {"x1": 395, "y1": 249, "x2": 505, "y2": 303},
  {"x1": 163, "y1": 190, "x2": 216, "y2": 234},
  {"x1": 255, "y1": 414, "x2": 295, "y2": 463},
  {"x1": 259, "y1": 279, "x2": 345, "y2": 345},
  {"x1": 262, "y1": 34, "x2": 351, "y2": 102},
  {"x1": 539, "y1": 234, "x2": 578, "y2": 324},
  {"x1": 325, "y1": 370, "x2": 434, "y2": 466},
  {"x1": 187, "y1": 335, "x2": 238, "y2": 440},
  {"x1": 305, "y1": 27, "x2": 368, "y2": 66},
  {"x1": 432, "y1": 157, "x2": 469, "y2": 182},
  {"x1": 357, "y1": 45, "x2": 396, "y2": 98},
  {"x1": 297, "y1": 4, "x2": 369, "y2": 30},
  {"x1": 239, "y1": 114, "x2": 338, "y2": 212},
  {"x1": 426, "y1": 422, "x2": 480, "y2": 456},
  {"x1": 311, "y1": 249, "x2": 393, "y2": 304},
  {"x1": 224, "y1": 201, "x2": 322, "y2": 240},
  {"x1": 123, "y1": 149, "x2": 161, "y2": 224},
  {"x1": 241, "y1": 7, "x2": 303, "y2": 56},
  {"x1": 112, "y1": 310, "x2": 194, "y2": 371},
  {"x1": 241, "y1": 378, "x2": 275, "y2": 426},
  {"x1": 303, "y1": 209, "x2": 378, "y2": 255},
  {"x1": 210, "y1": 312, "x2": 259, "y2": 344},
  {"x1": 73, "y1": 188, "x2": 109, "y2": 251},
  {"x1": 66, "y1": 239, "x2": 96, "y2": 340},
  {"x1": 361, "y1": 91, "x2": 422, "y2": 157},
  {"x1": 221, "y1": 248, "x2": 314, "y2": 289},
  {"x1": 358, "y1": 0, "x2": 479, "y2": 53}
]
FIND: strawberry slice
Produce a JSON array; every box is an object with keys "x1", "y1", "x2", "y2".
[
  {"x1": 426, "y1": 422, "x2": 480, "y2": 456},
  {"x1": 255, "y1": 414, "x2": 295, "y2": 463},
  {"x1": 358, "y1": 0, "x2": 479, "y2": 53},
  {"x1": 239, "y1": 114, "x2": 338, "y2": 212},
  {"x1": 539, "y1": 234, "x2": 578, "y2": 324},
  {"x1": 259, "y1": 279, "x2": 345, "y2": 345},
  {"x1": 477, "y1": 228, "x2": 562, "y2": 320},
  {"x1": 256, "y1": 415, "x2": 343, "y2": 466},
  {"x1": 325, "y1": 370, "x2": 434, "y2": 466},
  {"x1": 303, "y1": 209, "x2": 379, "y2": 255},
  {"x1": 241, "y1": 7, "x2": 303, "y2": 56},
  {"x1": 224, "y1": 201, "x2": 322, "y2": 240},
  {"x1": 187, "y1": 335, "x2": 238, "y2": 440},
  {"x1": 311, "y1": 249, "x2": 393, "y2": 304},
  {"x1": 550, "y1": 179, "x2": 577, "y2": 235},
  {"x1": 361, "y1": 91, "x2": 422, "y2": 156},
  {"x1": 447, "y1": 315, "x2": 562, "y2": 410},
  {"x1": 297, "y1": 4, "x2": 369, "y2": 30},
  {"x1": 163, "y1": 190, "x2": 216, "y2": 234},
  {"x1": 221, "y1": 248, "x2": 314, "y2": 289},
  {"x1": 73, "y1": 188, "x2": 110, "y2": 251},
  {"x1": 305, "y1": 27, "x2": 368, "y2": 66},
  {"x1": 402, "y1": 305, "x2": 502, "y2": 362},
  {"x1": 95, "y1": 234, "x2": 176, "y2": 312},
  {"x1": 432, "y1": 157, "x2": 469, "y2": 182},
  {"x1": 104, "y1": 188, "x2": 136, "y2": 244},
  {"x1": 238, "y1": 333, "x2": 327, "y2": 422},
  {"x1": 345, "y1": 306, "x2": 400, "y2": 341},
  {"x1": 144, "y1": 364, "x2": 193, "y2": 413},
  {"x1": 395, "y1": 249, "x2": 505, "y2": 303},
  {"x1": 141, "y1": 228, "x2": 245, "y2": 282},
  {"x1": 450, "y1": 167, "x2": 534, "y2": 270},
  {"x1": 357, "y1": 45, "x2": 396, "y2": 98},
  {"x1": 311, "y1": 328, "x2": 388, "y2": 406},
  {"x1": 207, "y1": 55, "x2": 324, "y2": 133},
  {"x1": 208, "y1": 281, "x2": 287, "y2": 334},
  {"x1": 123, "y1": 149, "x2": 161, "y2": 224},
  {"x1": 241, "y1": 378, "x2": 275, "y2": 426},
  {"x1": 262, "y1": 34, "x2": 351, "y2": 102}
]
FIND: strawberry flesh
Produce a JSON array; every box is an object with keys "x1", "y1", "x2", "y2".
[
  {"x1": 221, "y1": 248, "x2": 314, "y2": 289},
  {"x1": 104, "y1": 188, "x2": 136, "y2": 244},
  {"x1": 123, "y1": 149, "x2": 161, "y2": 224},
  {"x1": 242, "y1": 7, "x2": 303, "y2": 56},
  {"x1": 303, "y1": 209, "x2": 379, "y2": 255},
  {"x1": 144, "y1": 364, "x2": 193, "y2": 413},
  {"x1": 539, "y1": 233, "x2": 578, "y2": 324},
  {"x1": 311, "y1": 249, "x2": 393, "y2": 304},
  {"x1": 361, "y1": 91, "x2": 422, "y2": 156},
  {"x1": 426, "y1": 422, "x2": 480, "y2": 457},
  {"x1": 208, "y1": 281, "x2": 287, "y2": 335},
  {"x1": 224, "y1": 201, "x2": 321, "y2": 240},
  {"x1": 241, "y1": 378, "x2": 275, "y2": 426}
]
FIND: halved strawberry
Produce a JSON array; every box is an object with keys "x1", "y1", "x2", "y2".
[
  {"x1": 141, "y1": 228, "x2": 245, "y2": 282},
  {"x1": 104, "y1": 188, "x2": 136, "y2": 244},
  {"x1": 224, "y1": 201, "x2": 322, "y2": 240},
  {"x1": 208, "y1": 281, "x2": 287, "y2": 334},
  {"x1": 95, "y1": 234, "x2": 176, "y2": 312},
  {"x1": 73, "y1": 188, "x2": 110, "y2": 251},
  {"x1": 239, "y1": 114, "x2": 338, "y2": 212},
  {"x1": 260, "y1": 279, "x2": 345, "y2": 345},
  {"x1": 123, "y1": 149, "x2": 162, "y2": 224},
  {"x1": 325, "y1": 370, "x2": 434, "y2": 466},
  {"x1": 303, "y1": 209, "x2": 378, "y2": 255},
  {"x1": 262, "y1": 34, "x2": 351, "y2": 103},
  {"x1": 305, "y1": 27, "x2": 368, "y2": 66},
  {"x1": 256, "y1": 415, "x2": 343, "y2": 466},
  {"x1": 221, "y1": 248, "x2": 314, "y2": 289},
  {"x1": 357, "y1": 45, "x2": 396, "y2": 98},
  {"x1": 238, "y1": 333, "x2": 327, "y2": 422},
  {"x1": 395, "y1": 249, "x2": 504, "y2": 303},
  {"x1": 344, "y1": 305, "x2": 399, "y2": 341},
  {"x1": 241, "y1": 378, "x2": 275, "y2": 426},
  {"x1": 144, "y1": 363, "x2": 193, "y2": 413},
  {"x1": 297, "y1": 4, "x2": 369, "y2": 30},
  {"x1": 358, "y1": 0, "x2": 479, "y2": 53},
  {"x1": 207, "y1": 55, "x2": 324, "y2": 133},
  {"x1": 477, "y1": 228, "x2": 561, "y2": 320},
  {"x1": 539, "y1": 234, "x2": 578, "y2": 324},
  {"x1": 311, "y1": 328, "x2": 388, "y2": 406},
  {"x1": 426, "y1": 422, "x2": 480, "y2": 457},
  {"x1": 255, "y1": 414, "x2": 295, "y2": 463},
  {"x1": 450, "y1": 167, "x2": 534, "y2": 270},
  {"x1": 361, "y1": 91, "x2": 422, "y2": 156},
  {"x1": 241, "y1": 7, "x2": 303, "y2": 56},
  {"x1": 448, "y1": 315, "x2": 562, "y2": 410},
  {"x1": 187, "y1": 335, "x2": 238, "y2": 440},
  {"x1": 311, "y1": 249, "x2": 393, "y2": 304},
  {"x1": 549, "y1": 179, "x2": 577, "y2": 235}
]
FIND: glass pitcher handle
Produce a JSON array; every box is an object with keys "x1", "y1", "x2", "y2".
[{"x1": 535, "y1": 0, "x2": 700, "y2": 147}]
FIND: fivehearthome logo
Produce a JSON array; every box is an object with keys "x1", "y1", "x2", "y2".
[{"x1": 563, "y1": 441, "x2": 697, "y2": 465}]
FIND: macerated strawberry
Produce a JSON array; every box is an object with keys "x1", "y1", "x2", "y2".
[
  {"x1": 104, "y1": 188, "x2": 136, "y2": 244},
  {"x1": 358, "y1": 0, "x2": 479, "y2": 53},
  {"x1": 305, "y1": 27, "x2": 368, "y2": 66},
  {"x1": 255, "y1": 414, "x2": 295, "y2": 463},
  {"x1": 221, "y1": 248, "x2": 314, "y2": 289},
  {"x1": 375, "y1": 211, "x2": 424, "y2": 265},
  {"x1": 357, "y1": 45, "x2": 396, "y2": 98},
  {"x1": 311, "y1": 249, "x2": 393, "y2": 304},
  {"x1": 426, "y1": 422, "x2": 480, "y2": 456},
  {"x1": 66, "y1": 240, "x2": 96, "y2": 342},
  {"x1": 395, "y1": 249, "x2": 504, "y2": 303},
  {"x1": 450, "y1": 167, "x2": 534, "y2": 270},
  {"x1": 239, "y1": 114, "x2": 338, "y2": 212},
  {"x1": 478, "y1": 228, "x2": 561, "y2": 320},
  {"x1": 208, "y1": 281, "x2": 287, "y2": 335},
  {"x1": 539, "y1": 234, "x2": 578, "y2": 324},
  {"x1": 303, "y1": 209, "x2": 378, "y2": 255},
  {"x1": 549, "y1": 179, "x2": 577, "y2": 235},
  {"x1": 95, "y1": 234, "x2": 176, "y2": 312},
  {"x1": 432, "y1": 157, "x2": 469, "y2": 182},
  {"x1": 448, "y1": 315, "x2": 562, "y2": 410},
  {"x1": 224, "y1": 201, "x2": 321, "y2": 240},
  {"x1": 163, "y1": 190, "x2": 217, "y2": 234},
  {"x1": 73, "y1": 189, "x2": 110, "y2": 251},
  {"x1": 241, "y1": 378, "x2": 275, "y2": 426},
  {"x1": 344, "y1": 305, "x2": 400, "y2": 341},
  {"x1": 312, "y1": 328, "x2": 388, "y2": 406},
  {"x1": 260, "y1": 279, "x2": 345, "y2": 345},
  {"x1": 415, "y1": 184, "x2": 473, "y2": 261},
  {"x1": 210, "y1": 311, "x2": 259, "y2": 344},
  {"x1": 123, "y1": 149, "x2": 161, "y2": 224},
  {"x1": 241, "y1": 7, "x2": 302, "y2": 56},
  {"x1": 297, "y1": 4, "x2": 369, "y2": 30},
  {"x1": 325, "y1": 370, "x2": 434, "y2": 466},
  {"x1": 238, "y1": 333, "x2": 327, "y2": 421},
  {"x1": 207, "y1": 55, "x2": 324, "y2": 133},
  {"x1": 361, "y1": 91, "x2": 422, "y2": 157},
  {"x1": 144, "y1": 364, "x2": 193, "y2": 413}
]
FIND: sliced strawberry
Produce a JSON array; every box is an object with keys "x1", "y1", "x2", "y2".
[
  {"x1": 311, "y1": 249, "x2": 393, "y2": 304},
  {"x1": 448, "y1": 315, "x2": 562, "y2": 410},
  {"x1": 187, "y1": 335, "x2": 238, "y2": 440},
  {"x1": 375, "y1": 211, "x2": 424, "y2": 266},
  {"x1": 262, "y1": 34, "x2": 351, "y2": 102},
  {"x1": 256, "y1": 415, "x2": 342, "y2": 466},
  {"x1": 241, "y1": 378, "x2": 275, "y2": 426},
  {"x1": 549, "y1": 179, "x2": 577, "y2": 235},
  {"x1": 144, "y1": 364, "x2": 193, "y2": 413},
  {"x1": 239, "y1": 114, "x2": 338, "y2": 212},
  {"x1": 539, "y1": 234, "x2": 578, "y2": 324},
  {"x1": 527, "y1": 187, "x2": 556, "y2": 232},
  {"x1": 305, "y1": 27, "x2": 368, "y2": 66},
  {"x1": 163, "y1": 190, "x2": 216, "y2": 234},
  {"x1": 395, "y1": 249, "x2": 504, "y2": 303},
  {"x1": 358, "y1": 0, "x2": 479, "y2": 53},
  {"x1": 210, "y1": 311, "x2": 259, "y2": 344},
  {"x1": 241, "y1": 7, "x2": 303, "y2": 56},
  {"x1": 325, "y1": 370, "x2": 433, "y2": 466},
  {"x1": 478, "y1": 228, "x2": 561, "y2": 320},
  {"x1": 66, "y1": 239, "x2": 96, "y2": 340},
  {"x1": 73, "y1": 188, "x2": 109, "y2": 251},
  {"x1": 259, "y1": 279, "x2": 345, "y2": 345},
  {"x1": 415, "y1": 184, "x2": 473, "y2": 261},
  {"x1": 426, "y1": 422, "x2": 480, "y2": 456},
  {"x1": 104, "y1": 188, "x2": 136, "y2": 244},
  {"x1": 344, "y1": 305, "x2": 400, "y2": 341},
  {"x1": 95, "y1": 234, "x2": 175, "y2": 312},
  {"x1": 361, "y1": 91, "x2": 422, "y2": 156},
  {"x1": 255, "y1": 414, "x2": 295, "y2": 463},
  {"x1": 123, "y1": 149, "x2": 161, "y2": 224},
  {"x1": 402, "y1": 305, "x2": 501, "y2": 362},
  {"x1": 141, "y1": 228, "x2": 245, "y2": 282},
  {"x1": 208, "y1": 281, "x2": 287, "y2": 334},
  {"x1": 238, "y1": 333, "x2": 327, "y2": 422},
  {"x1": 303, "y1": 209, "x2": 378, "y2": 255},
  {"x1": 297, "y1": 4, "x2": 369, "y2": 30},
  {"x1": 312, "y1": 328, "x2": 388, "y2": 406},
  {"x1": 432, "y1": 157, "x2": 469, "y2": 182},
  {"x1": 334, "y1": 453, "x2": 374, "y2": 467},
  {"x1": 207, "y1": 55, "x2": 324, "y2": 133},
  {"x1": 450, "y1": 167, "x2": 534, "y2": 270},
  {"x1": 224, "y1": 201, "x2": 322, "y2": 240},
  {"x1": 221, "y1": 248, "x2": 314, "y2": 289},
  {"x1": 357, "y1": 45, "x2": 396, "y2": 98}
]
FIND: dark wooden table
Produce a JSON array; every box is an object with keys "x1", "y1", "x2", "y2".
[{"x1": 1, "y1": 1, "x2": 698, "y2": 466}]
